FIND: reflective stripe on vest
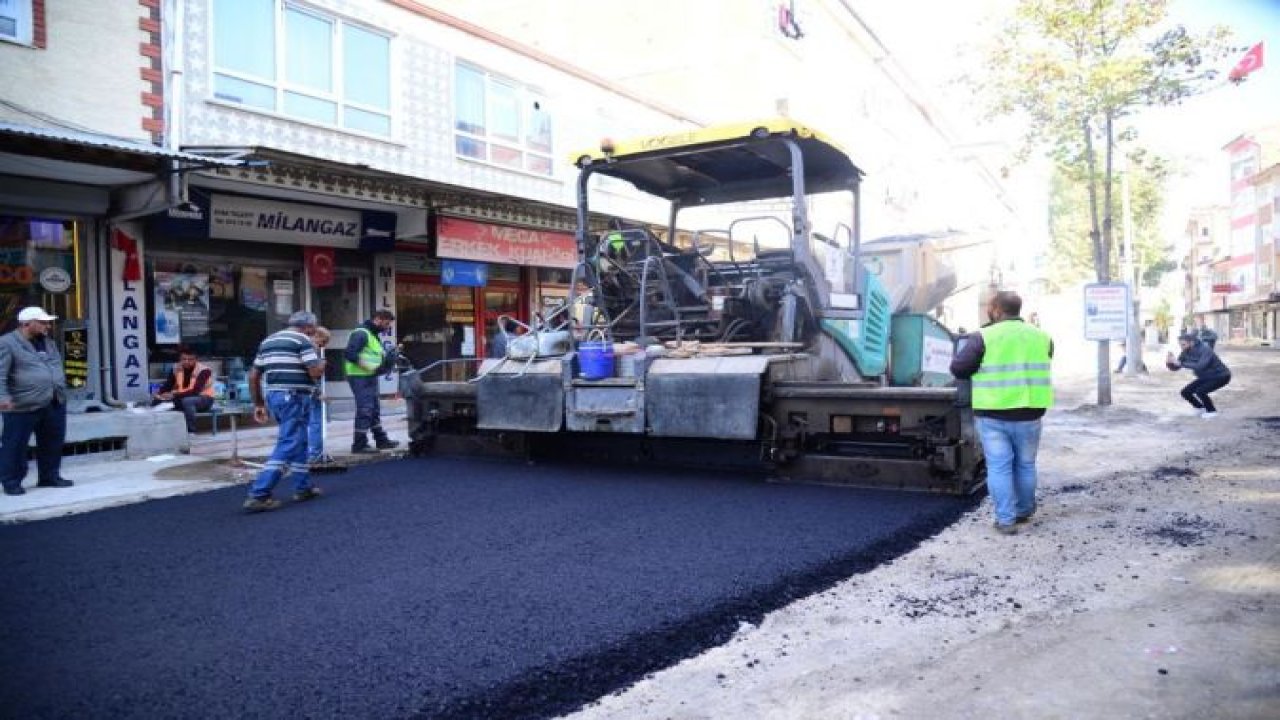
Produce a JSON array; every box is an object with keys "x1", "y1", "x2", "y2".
[
  {"x1": 342, "y1": 327, "x2": 384, "y2": 377},
  {"x1": 173, "y1": 362, "x2": 214, "y2": 398},
  {"x1": 971, "y1": 321, "x2": 1054, "y2": 410}
]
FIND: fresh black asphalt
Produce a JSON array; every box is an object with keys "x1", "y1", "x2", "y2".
[{"x1": 0, "y1": 456, "x2": 975, "y2": 719}]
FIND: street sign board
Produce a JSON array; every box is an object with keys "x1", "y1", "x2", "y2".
[{"x1": 1083, "y1": 283, "x2": 1130, "y2": 341}]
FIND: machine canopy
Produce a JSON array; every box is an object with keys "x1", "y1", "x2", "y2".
[{"x1": 571, "y1": 119, "x2": 864, "y2": 207}]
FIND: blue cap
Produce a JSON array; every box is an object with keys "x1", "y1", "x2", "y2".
[{"x1": 287, "y1": 311, "x2": 318, "y2": 328}]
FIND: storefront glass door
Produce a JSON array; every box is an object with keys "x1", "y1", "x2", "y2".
[
  {"x1": 481, "y1": 286, "x2": 522, "y2": 359},
  {"x1": 311, "y1": 272, "x2": 368, "y2": 391}
]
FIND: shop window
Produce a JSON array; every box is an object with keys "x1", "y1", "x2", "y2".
[
  {"x1": 395, "y1": 279, "x2": 451, "y2": 378},
  {"x1": 211, "y1": 0, "x2": 392, "y2": 137},
  {"x1": 146, "y1": 257, "x2": 301, "y2": 380},
  {"x1": 0, "y1": 216, "x2": 84, "y2": 335},
  {"x1": 454, "y1": 62, "x2": 553, "y2": 175},
  {"x1": 0, "y1": 0, "x2": 34, "y2": 46}
]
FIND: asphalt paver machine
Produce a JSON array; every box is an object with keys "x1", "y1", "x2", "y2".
[{"x1": 403, "y1": 120, "x2": 984, "y2": 493}]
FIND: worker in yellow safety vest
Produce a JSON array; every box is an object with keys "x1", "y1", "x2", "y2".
[
  {"x1": 343, "y1": 310, "x2": 399, "y2": 454},
  {"x1": 949, "y1": 290, "x2": 1053, "y2": 536}
]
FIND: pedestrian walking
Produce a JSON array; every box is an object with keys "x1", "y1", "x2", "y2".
[
  {"x1": 1114, "y1": 341, "x2": 1148, "y2": 374},
  {"x1": 243, "y1": 311, "x2": 325, "y2": 512},
  {"x1": 950, "y1": 291, "x2": 1053, "y2": 535},
  {"x1": 344, "y1": 309, "x2": 399, "y2": 454},
  {"x1": 1166, "y1": 331, "x2": 1231, "y2": 418},
  {"x1": 0, "y1": 307, "x2": 73, "y2": 496},
  {"x1": 306, "y1": 326, "x2": 337, "y2": 467},
  {"x1": 151, "y1": 346, "x2": 214, "y2": 433},
  {"x1": 1196, "y1": 321, "x2": 1218, "y2": 350}
]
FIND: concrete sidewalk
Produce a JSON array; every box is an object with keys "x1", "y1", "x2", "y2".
[{"x1": 0, "y1": 413, "x2": 409, "y2": 524}]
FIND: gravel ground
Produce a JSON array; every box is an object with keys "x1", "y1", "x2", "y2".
[{"x1": 563, "y1": 347, "x2": 1280, "y2": 720}]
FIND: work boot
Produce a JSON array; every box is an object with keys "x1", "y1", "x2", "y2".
[
  {"x1": 351, "y1": 436, "x2": 378, "y2": 455},
  {"x1": 36, "y1": 477, "x2": 74, "y2": 488},
  {"x1": 293, "y1": 487, "x2": 323, "y2": 502},
  {"x1": 4, "y1": 486, "x2": 25, "y2": 496},
  {"x1": 374, "y1": 437, "x2": 400, "y2": 450},
  {"x1": 243, "y1": 496, "x2": 281, "y2": 513}
]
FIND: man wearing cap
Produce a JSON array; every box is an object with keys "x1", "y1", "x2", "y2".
[
  {"x1": 243, "y1": 311, "x2": 326, "y2": 512},
  {"x1": 0, "y1": 307, "x2": 72, "y2": 496},
  {"x1": 1166, "y1": 332, "x2": 1231, "y2": 418}
]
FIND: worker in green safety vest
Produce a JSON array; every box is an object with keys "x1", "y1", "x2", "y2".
[
  {"x1": 343, "y1": 309, "x2": 399, "y2": 454},
  {"x1": 949, "y1": 290, "x2": 1054, "y2": 536}
]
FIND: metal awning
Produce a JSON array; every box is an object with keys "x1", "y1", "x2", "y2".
[{"x1": 0, "y1": 122, "x2": 241, "y2": 169}]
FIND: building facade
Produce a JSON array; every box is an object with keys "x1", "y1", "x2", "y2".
[
  {"x1": 1183, "y1": 205, "x2": 1230, "y2": 335},
  {"x1": 1217, "y1": 127, "x2": 1280, "y2": 343}
]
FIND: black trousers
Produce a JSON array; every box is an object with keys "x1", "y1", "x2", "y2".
[
  {"x1": 1180, "y1": 374, "x2": 1231, "y2": 412},
  {"x1": 348, "y1": 375, "x2": 384, "y2": 439},
  {"x1": 0, "y1": 401, "x2": 65, "y2": 490}
]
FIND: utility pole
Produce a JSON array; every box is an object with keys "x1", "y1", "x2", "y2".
[{"x1": 1121, "y1": 163, "x2": 1141, "y2": 376}]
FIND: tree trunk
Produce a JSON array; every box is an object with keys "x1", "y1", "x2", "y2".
[{"x1": 1082, "y1": 116, "x2": 1111, "y2": 406}]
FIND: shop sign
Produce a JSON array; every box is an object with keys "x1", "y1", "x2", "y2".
[
  {"x1": 361, "y1": 212, "x2": 397, "y2": 252},
  {"x1": 374, "y1": 254, "x2": 398, "y2": 393},
  {"x1": 211, "y1": 195, "x2": 362, "y2": 248},
  {"x1": 62, "y1": 326, "x2": 89, "y2": 389},
  {"x1": 0, "y1": 264, "x2": 36, "y2": 285},
  {"x1": 395, "y1": 252, "x2": 440, "y2": 275},
  {"x1": 39, "y1": 266, "x2": 72, "y2": 293},
  {"x1": 445, "y1": 286, "x2": 475, "y2": 324},
  {"x1": 441, "y1": 260, "x2": 488, "y2": 287},
  {"x1": 151, "y1": 193, "x2": 398, "y2": 250},
  {"x1": 437, "y1": 216, "x2": 576, "y2": 269},
  {"x1": 113, "y1": 272, "x2": 148, "y2": 399}
]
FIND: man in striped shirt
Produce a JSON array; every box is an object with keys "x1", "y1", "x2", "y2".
[{"x1": 243, "y1": 311, "x2": 326, "y2": 512}]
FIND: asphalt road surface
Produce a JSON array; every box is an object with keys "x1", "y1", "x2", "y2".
[{"x1": 0, "y1": 456, "x2": 974, "y2": 719}]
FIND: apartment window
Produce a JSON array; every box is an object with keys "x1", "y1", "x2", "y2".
[
  {"x1": 0, "y1": 0, "x2": 33, "y2": 45},
  {"x1": 211, "y1": 0, "x2": 392, "y2": 136},
  {"x1": 455, "y1": 63, "x2": 552, "y2": 176}
]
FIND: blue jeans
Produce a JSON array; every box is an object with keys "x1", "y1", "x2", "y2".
[
  {"x1": 975, "y1": 416, "x2": 1042, "y2": 526},
  {"x1": 0, "y1": 401, "x2": 65, "y2": 491},
  {"x1": 177, "y1": 395, "x2": 213, "y2": 433},
  {"x1": 248, "y1": 391, "x2": 313, "y2": 499},
  {"x1": 307, "y1": 395, "x2": 324, "y2": 462}
]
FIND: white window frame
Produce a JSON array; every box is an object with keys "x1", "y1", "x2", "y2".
[
  {"x1": 453, "y1": 62, "x2": 553, "y2": 177},
  {"x1": 0, "y1": 0, "x2": 34, "y2": 45},
  {"x1": 209, "y1": 0, "x2": 394, "y2": 138}
]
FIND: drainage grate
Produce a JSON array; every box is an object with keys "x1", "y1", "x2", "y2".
[{"x1": 25, "y1": 436, "x2": 129, "y2": 460}]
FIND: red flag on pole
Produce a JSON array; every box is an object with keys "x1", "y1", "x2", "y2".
[
  {"x1": 110, "y1": 229, "x2": 141, "y2": 282},
  {"x1": 305, "y1": 246, "x2": 336, "y2": 287},
  {"x1": 1229, "y1": 42, "x2": 1264, "y2": 83}
]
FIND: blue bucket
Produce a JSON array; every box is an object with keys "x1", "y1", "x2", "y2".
[{"x1": 578, "y1": 341, "x2": 615, "y2": 380}]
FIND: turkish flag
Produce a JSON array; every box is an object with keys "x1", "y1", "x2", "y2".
[
  {"x1": 305, "y1": 246, "x2": 335, "y2": 287},
  {"x1": 1229, "y1": 42, "x2": 1263, "y2": 83},
  {"x1": 110, "y1": 229, "x2": 141, "y2": 282}
]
